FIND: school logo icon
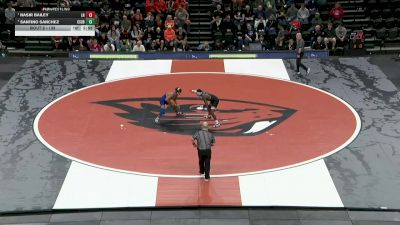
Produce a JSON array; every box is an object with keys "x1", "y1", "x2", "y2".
[
  {"x1": 34, "y1": 72, "x2": 360, "y2": 176},
  {"x1": 95, "y1": 98, "x2": 296, "y2": 136}
]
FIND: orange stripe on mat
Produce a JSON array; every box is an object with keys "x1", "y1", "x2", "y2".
[
  {"x1": 156, "y1": 177, "x2": 241, "y2": 206},
  {"x1": 171, "y1": 59, "x2": 225, "y2": 73}
]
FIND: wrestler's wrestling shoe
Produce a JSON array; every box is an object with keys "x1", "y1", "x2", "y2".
[
  {"x1": 203, "y1": 114, "x2": 212, "y2": 119},
  {"x1": 155, "y1": 116, "x2": 160, "y2": 123},
  {"x1": 213, "y1": 122, "x2": 221, "y2": 128}
]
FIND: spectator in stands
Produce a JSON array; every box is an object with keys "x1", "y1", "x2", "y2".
[
  {"x1": 4, "y1": 2, "x2": 15, "y2": 31},
  {"x1": 71, "y1": 0, "x2": 81, "y2": 7},
  {"x1": 335, "y1": 23, "x2": 347, "y2": 47},
  {"x1": 144, "y1": 25, "x2": 155, "y2": 37},
  {"x1": 310, "y1": 24, "x2": 324, "y2": 45},
  {"x1": 17, "y1": 0, "x2": 34, "y2": 8},
  {"x1": 250, "y1": 0, "x2": 262, "y2": 11},
  {"x1": 154, "y1": 27, "x2": 164, "y2": 50},
  {"x1": 107, "y1": 25, "x2": 121, "y2": 49},
  {"x1": 146, "y1": 0, "x2": 155, "y2": 13},
  {"x1": 59, "y1": 0, "x2": 71, "y2": 7},
  {"x1": 277, "y1": 10, "x2": 289, "y2": 27},
  {"x1": 254, "y1": 5, "x2": 265, "y2": 20},
  {"x1": 265, "y1": 3, "x2": 277, "y2": 18},
  {"x1": 224, "y1": 5, "x2": 233, "y2": 18},
  {"x1": 312, "y1": 36, "x2": 326, "y2": 49},
  {"x1": 144, "y1": 11, "x2": 155, "y2": 28},
  {"x1": 275, "y1": 25, "x2": 286, "y2": 50},
  {"x1": 306, "y1": 0, "x2": 318, "y2": 15},
  {"x1": 297, "y1": 4, "x2": 310, "y2": 24},
  {"x1": 310, "y1": 12, "x2": 323, "y2": 29},
  {"x1": 99, "y1": 22, "x2": 111, "y2": 34},
  {"x1": 324, "y1": 22, "x2": 336, "y2": 49},
  {"x1": 244, "y1": 23, "x2": 256, "y2": 47},
  {"x1": 254, "y1": 14, "x2": 266, "y2": 32},
  {"x1": 148, "y1": 40, "x2": 158, "y2": 51},
  {"x1": 120, "y1": 30, "x2": 130, "y2": 42},
  {"x1": 100, "y1": 4, "x2": 112, "y2": 23},
  {"x1": 265, "y1": 14, "x2": 278, "y2": 34},
  {"x1": 143, "y1": 31, "x2": 154, "y2": 49},
  {"x1": 233, "y1": 6, "x2": 245, "y2": 27},
  {"x1": 174, "y1": 0, "x2": 188, "y2": 11},
  {"x1": 155, "y1": 14, "x2": 163, "y2": 28},
  {"x1": 236, "y1": 24, "x2": 244, "y2": 51},
  {"x1": 89, "y1": 38, "x2": 103, "y2": 52},
  {"x1": 211, "y1": 15, "x2": 223, "y2": 34},
  {"x1": 121, "y1": 15, "x2": 132, "y2": 33},
  {"x1": 223, "y1": 28, "x2": 235, "y2": 50},
  {"x1": 222, "y1": 14, "x2": 235, "y2": 33},
  {"x1": 232, "y1": 0, "x2": 244, "y2": 9},
  {"x1": 66, "y1": 37, "x2": 73, "y2": 51},
  {"x1": 133, "y1": 40, "x2": 146, "y2": 52},
  {"x1": 164, "y1": 25, "x2": 176, "y2": 51},
  {"x1": 257, "y1": 33, "x2": 270, "y2": 50},
  {"x1": 329, "y1": 2, "x2": 344, "y2": 22},
  {"x1": 290, "y1": 17, "x2": 301, "y2": 31},
  {"x1": 197, "y1": 41, "x2": 212, "y2": 51},
  {"x1": 212, "y1": 4, "x2": 224, "y2": 22},
  {"x1": 98, "y1": 32, "x2": 109, "y2": 46},
  {"x1": 175, "y1": 5, "x2": 189, "y2": 30},
  {"x1": 286, "y1": 3, "x2": 298, "y2": 22},
  {"x1": 166, "y1": 0, "x2": 175, "y2": 14},
  {"x1": 132, "y1": 9, "x2": 143, "y2": 27},
  {"x1": 111, "y1": 13, "x2": 121, "y2": 27},
  {"x1": 165, "y1": 15, "x2": 175, "y2": 29},
  {"x1": 154, "y1": 0, "x2": 167, "y2": 14},
  {"x1": 243, "y1": 5, "x2": 254, "y2": 24},
  {"x1": 286, "y1": 38, "x2": 295, "y2": 50},
  {"x1": 212, "y1": 15, "x2": 223, "y2": 46},
  {"x1": 52, "y1": 36, "x2": 63, "y2": 50},
  {"x1": 130, "y1": 24, "x2": 142, "y2": 44},
  {"x1": 73, "y1": 37, "x2": 89, "y2": 51},
  {"x1": 175, "y1": 26, "x2": 187, "y2": 51},
  {"x1": 0, "y1": 41, "x2": 8, "y2": 57},
  {"x1": 211, "y1": 0, "x2": 222, "y2": 9}
]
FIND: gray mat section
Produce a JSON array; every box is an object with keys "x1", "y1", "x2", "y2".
[
  {"x1": 285, "y1": 57, "x2": 400, "y2": 209},
  {"x1": 0, "y1": 58, "x2": 25, "y2": 90},
  {"x1": 1, "y1": 209, "x2": 400, "y2": 225},
  {"x1": 369, "y1": 55, "x2": 400, "y2": 89},
  {"x1": 0, "y1": 60, "x2": 112, "y2": 212}
]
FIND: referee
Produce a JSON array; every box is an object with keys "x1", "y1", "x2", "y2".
[
  {"x1": 296, "y1": 32, "x2": 311, "y2": 75},
  {"x1": 192, "y1": 122, "x2": 215, "y2": 181}
]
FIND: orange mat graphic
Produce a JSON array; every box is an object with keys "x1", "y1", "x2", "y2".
[{"x1": 35, "y1": 60, "x2": 359, "y2": 206}]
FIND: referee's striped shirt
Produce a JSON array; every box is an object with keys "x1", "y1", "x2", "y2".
[{"x1": 193, "y1": 129, "x2": 215, "y2": 150}]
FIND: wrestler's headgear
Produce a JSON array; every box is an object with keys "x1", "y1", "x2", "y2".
[
  {"x1": 195, "y1": 89, "x2": 203, "y2": 96},
  {"x1": 175, "y1": 87, "x2": 182, "y2": 94}
]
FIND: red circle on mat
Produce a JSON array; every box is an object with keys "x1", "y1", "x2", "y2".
[{"x1": 35, "y1": 73, "x2": 360, "y2": 177}]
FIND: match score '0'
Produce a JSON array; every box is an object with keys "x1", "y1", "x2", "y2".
[{"x1": 86, "y1": 11, "x2": 95, "y2": 18}]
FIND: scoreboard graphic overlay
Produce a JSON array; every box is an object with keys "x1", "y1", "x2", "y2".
[{"x1": 15, "y1": 10, "x2": 95, "y2": 36}]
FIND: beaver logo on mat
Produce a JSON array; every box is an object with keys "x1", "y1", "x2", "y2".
[{"x1": 95, "y1": 97, "x2": 296, "y2": 136}]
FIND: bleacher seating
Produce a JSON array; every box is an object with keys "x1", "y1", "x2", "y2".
[{"x1": 1, "y1": 0, "x2": 399, "y2": 55}]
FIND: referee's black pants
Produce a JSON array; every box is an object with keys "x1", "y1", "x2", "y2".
[
  {"x1": 198, "y1": 149, "x2": 211, "y2": 179},
  {"x1": 296, "y1": 52, "x2": 308, "y2": 72}
]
